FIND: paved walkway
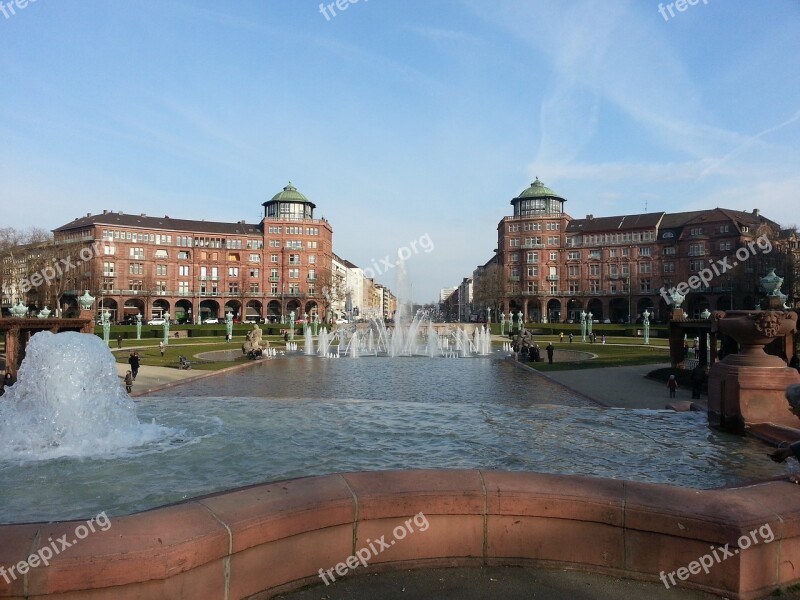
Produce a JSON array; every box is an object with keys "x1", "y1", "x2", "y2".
[
  {"x1": 114, "y1": 362, "x2": 198, "y2": 396},
  {"x1": 536, "y1": 362, "x2": 703, "y2": 410},
  {"x1": 277, "y1": 565, "x2": 731, "y2": 600}
]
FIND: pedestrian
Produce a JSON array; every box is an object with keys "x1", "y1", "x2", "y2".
[
  {"x1": 117, "y1": 335, "x2": 123, "y2": 349},
  {"x1": 128, "y1": 351, "x2": 140, "y2": 380},
  {"x1": 601, "y1": 334, "x2": 606, "y2": 345},
  {"x1": 559, "y1": 332, "x2": 564, "y2": 343},
  {"x1": 124, "y1": 370, "x2": 133, "y2": 393},
  {"x1": 546, "y1": 342, "x2": 554, "y2": 364},
  {"x1": 283, "y1": 331, "x2": 289, "y2": 343},
  {"x1": 667, "y1": 374, "x2": 677, "y2": 398},
  {"x1": 568, "y1": 333, "x2": 573, "y2": 343},
  {"x1": 0, "y1": 371, "x2": 14, "y2": 396},
  {"x1": 159, "y1": 341, "x2": 165, "y2": 357},
  {"x1": 690, "y1": 364, "x2": 705, "y2": 399}
]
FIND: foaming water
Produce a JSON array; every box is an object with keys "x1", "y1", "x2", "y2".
[{"x1": 0, "y1": 331, "x2": 180, "y2": 461}]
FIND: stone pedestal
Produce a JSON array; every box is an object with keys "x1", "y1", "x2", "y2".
[
  {"x1": 707, "y1": 362, "x2": 800, "y2": 433},
  {"x1": 708, "y1": 309, "x2": 800, "y2": 433}
]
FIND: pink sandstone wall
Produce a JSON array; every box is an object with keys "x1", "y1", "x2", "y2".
[{"x1": 1, "y1": 469, "x2": 799, "y2": 599}]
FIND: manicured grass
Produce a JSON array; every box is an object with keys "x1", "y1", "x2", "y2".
[
  {"x1": 517, "y1": 340, "x2": 670, "y2": 372},
  {"x1": 112, "y1": 340, "x2": 284, "y2": 371}
]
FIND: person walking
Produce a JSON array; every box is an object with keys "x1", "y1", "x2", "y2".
[
  {"x1": 559, "y1": 332, "x2": 564, "y2": 343},
  {"x1": 159, "y1": 341, "x2": 165, "y2": 357},
  {"x1": 568, "y1": 333, "x2": 573, "y2": 343},
  {"x1": 124, "y1": 370, "x2": 133, "y2": 393},
  {"x1": 601, "y1": 334, "x2": 606, "y2": 345},
  {"x1": 546, "y1": 342, "x2": 554, "y2": 364},
  {"x1": 128, "y1": 352, "x2": 140, "y2": 380},
  {"x1": 117, "y1": 335, "x2": 123, "y2": 349},
  {"x1": 667, "y1": 374, "x2": 678, "y2": 398}
]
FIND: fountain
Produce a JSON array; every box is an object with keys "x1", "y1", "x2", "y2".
[
  {"x1": 0, "y1": 331, "x2": 176, "y2": 460},
  {"x1": 304, "y1": 326, "x2": 314, "y2": 355},
  {"x1": 707, "y1": 271, "x2": 800, "y2": 433}
]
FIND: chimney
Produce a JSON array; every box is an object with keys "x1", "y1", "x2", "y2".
[
  {"x1": 86, "y1": 212, "x2": 91, "y2": 217},
  {"x1": 103, "y1": 209, "x2": 108, "y2": 214},
  {"x1": 586, "y1": 214, "x2": 594, "y2": 220},
  {"x1": 753, "y1": 208, "x2": 760, "y2": 217}
]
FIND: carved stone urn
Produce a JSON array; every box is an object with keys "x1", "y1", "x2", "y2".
[
  {"x1": 712, "y1": 310, "x2": 797, "y2": 367},
  {"x1": 708, "y1": 309, "x2": 800, "y2": 433}
]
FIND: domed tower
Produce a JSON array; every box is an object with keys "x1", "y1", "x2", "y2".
[
  {"x1": 262, "y1": 182, "x2": 317, "y2": 220},
  {"x1": 260, "y1": 182, "x2": 333, "y2": 323},
  {"x1": 511, "y1": 177, "x2": 566, "y2": 216}
]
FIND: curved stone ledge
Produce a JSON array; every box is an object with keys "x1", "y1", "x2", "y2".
[{"x1": 1, "y1": 470, "x2": 799, "y2": 599}]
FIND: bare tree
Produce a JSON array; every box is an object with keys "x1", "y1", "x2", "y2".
[
  {"x1": 317, "y1": 269, "x2": 346, "y2": 321},
  {"x1": 472, "y1": 262, "x2": 508, "y2": 316}
]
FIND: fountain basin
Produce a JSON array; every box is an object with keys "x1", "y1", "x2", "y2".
[{"x1": 1, "y1": 469, "x2": 798, "y2": 599}]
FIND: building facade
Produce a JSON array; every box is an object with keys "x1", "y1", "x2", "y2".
[
  {"x1": 51, "y1": 183, "x2": 334, "y2": 323},
  {"x1": 491, "y1": 179, "x2": 790, "y2": 323}
]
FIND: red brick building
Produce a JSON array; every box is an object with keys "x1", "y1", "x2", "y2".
[
  {"x1": 494, "y1": 179, "x2": 785, "y2": 323},
  {"x1": 52, "y1": 183, "x2": 333, "y2": 323}
]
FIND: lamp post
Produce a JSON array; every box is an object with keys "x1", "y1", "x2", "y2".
[{"x1": 580, "y1": 310, "x2": 587, "y2": 342}]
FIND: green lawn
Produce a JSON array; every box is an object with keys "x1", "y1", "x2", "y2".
[
  {"x1": 514, "y1": 339, "x2": 670, "y2": 372},
  {"x1": 112, "y1": 339, "x2": 286, "y2": 371}
]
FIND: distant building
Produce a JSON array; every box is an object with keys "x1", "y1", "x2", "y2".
[
  {"x1": 439, "y1": 287, "x2": 457, "y2": 303},
  {"x1": 457, "y1": 277, "x2": 472, "y2": 322},
  {"x1": 488, "y1": 178, "x2": 790, "y2": 323},
  {"x1": 51, "y1": 182, "x2": 335, "y2": 323}
]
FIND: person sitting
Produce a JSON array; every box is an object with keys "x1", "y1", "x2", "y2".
[{"x1": 178, "y1": 355, "x2": 191, "y2": 370}]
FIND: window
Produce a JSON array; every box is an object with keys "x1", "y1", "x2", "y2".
[
  {"x1": 129, "y1": 279, "x2": 142, "y2": 290},
  {"x1": 307, "y1": 269, "x2": 316, "y2": 281},
  {"x1": 510, "y1": 253, "x2": 519, "y2": 262},
  {"x1": 690, "y1": 227, "x2": 704, "y2": 236},
  {"x1": 228, "y1": 282, "x2": 239, "y2": 294},
  {"x1": 102, "y1": 262, "x2": 115, "y2": 277},
  {"x1": 526, "y1": 281, "x2": 538, "y2": 293},
  {"x1": 663, "y1": 246, "x2": 676, "y2": 255},
  {"x1": 589, "y1": 280, "x2": 600, "y2": 292},
  {"x1": 568, "y1": 282, "x2": 579, "y2": 293},
  {"x1": 639, "y1": 247, "x2": 651, "y2": 256},
  {"x1": 129, "y1": 247, "x2": 144, "y2": 259},
  {"x1": 689, "y1": 260, "x2": 704, "y2": 271},
  {"x1": 589, "y1": 264, "x2": 600, "y2": 276},
  {"x1": 271, "y1": 254, "x2": 279, "y2": 263},
  {"x1": 129, "y1": 263, "x2": 143, "y2": 275},
  {"x1": 609, "y1": 248, "x2": 618, "y2": 258},
  {"x1": 155, "y1": 280, "x2": 167, "y2": 293},
  {"x1": 154, "y1": 249, "x2": 168, "y2": 259},
  {"x1": 250, "y1": 268, "x2": 260, "y2": 278},
  {"x1": 568, "y1": 251, "x2": 580, "y2": 260},
  {"x1": 309, "y1": 255, "x2": 316, "y2": 264},
  {"x1": 179, "y1": 265, "x2": 190, "y2": 277},
  {"x1": 269, "y1": 269, "x2": 279, "y2": 281},
  {"x1": 509, "y1": 238, "x2": 520, "y2": 247},
  {"x1": 527, "y1": 266, "x2": 538, "y2": 277},
  {"x1": 689, "y1": 243, "x2": 705, "y2": 256},
  {"x1": 156, "y1": 264, "x2": 167, "y2": 276},
  {"x1": 178, "y1": 251, "x2": 190, "y2": 260},
  {"x1": 268, "y1": 226, "x2": 282, "y2": 234},
  {"x1": 289, "y1": 268, "x2": 300, "y2": 279},
  {"x1": 249, "y1": 254, "x2": 261, "y2": 262},
  {"x1": 271, "y1": 283, "x2": 278, "y2": 294},
  {"x1": 640, "y1": 279, "x2": 651, "y2": 292},
  {"x1": 289, "y1": 254, "x2": 301, "y2": 265},
  {"x1": 269, "y1": 240, "x2": 280, "y2": 248},
  {"x1": 547, "y1": 236, "x2": 559, "y2": 245},
  {"x1": 178, "y1": 282, "x2": 190, "y2": 295},
  {"x1": 510, "y1": 267, "x2": 520, "y2": 281},
  {"x1": 288, "y1": 283, "x2": 300, "y2": 295},
  {"x1": 621, "y1": 247, "x2": 629, "y2": 257},
  {"x1": 663, "y1": 262, "x2": 675, "y2": 273},
  {"x1": 508, "y1": 223, "x2": 520, "y2": 232},
  {"x1": 568, "y1": 265, "x2": 579, "y2": 277},
  {"x1": 250, "y1": 282, "x2": 260, "y2": 293},
  {"x1": 609, "y1": 265, "x2": 618, "y2": 277},
  {"x1": 720, "y1": 241, "x2": 732, "y2": 251},
  {"x1": 103, "y1": 245, "x2": 115, "y2": 255},
  {"x1": 639, "y1": 262, "x2": 651, "y2": 274},
  {"x1": 229, "y1": 267, "x2": 239, "y2": 277},
  {"x1": 549, "y1": 251, "x2": 558, "y2": 261},
  {"x1": 720, "y1": 224, "x2": 730, "y2": 233},
  {"x1": 588, "y1": 250, "x2": 601, "y2": 259}
]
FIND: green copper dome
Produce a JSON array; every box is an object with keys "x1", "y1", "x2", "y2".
[
  {"x1": 270, "y1": 182, "x2": 311, "y2": 203},
  {"x1": 517, "y1": 177, "x2": 564, "y2": 200}
]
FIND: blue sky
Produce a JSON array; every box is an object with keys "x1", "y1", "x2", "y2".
[{"x1": 1, "y1": 1, "x2": 798, "y2": 302}]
